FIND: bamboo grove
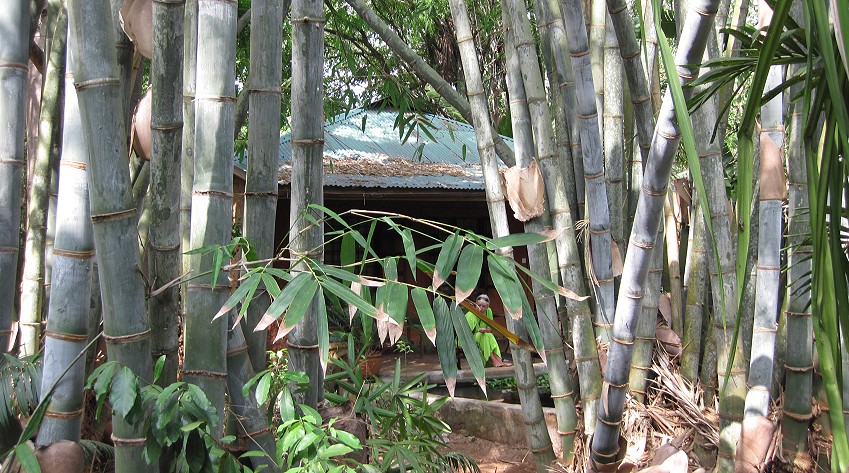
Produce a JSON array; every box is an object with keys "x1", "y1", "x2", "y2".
[{"x1": 2, "y1": 0, "x2": 849, "y2": 471}]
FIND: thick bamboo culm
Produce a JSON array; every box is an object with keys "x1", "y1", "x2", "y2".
[
  {"x1": 0, "y1": 0, "x2": 31, "y2": 352},
  {"x1": 242, "y1": 0, "x2": 285, "y2": 373},
  {"x1": 589, "y1": 0, "x2": 720, "y2": 463},
  {"x1": 559, "y1": 0, "x2": 615, "y2": 345},
  {"x1": 36, "y1": 48, "x2": 93, "y2": 447},
  {"x1": 184, "y1": 0, "x2": 238, "y2": 432},
  {"x1": 149, "y1": 0, "x2": 184, "y2": 386},
  {"x1": 180, "y1": 0, "x2": 198, "y2": 291},
  {"x1": 66, "y1": 1, "x2": 154, "y2": 470},
  {"x1": 603, "y1": 12, "x2": 625, "y2": 249},
  {"x1": 287, "y1": 0, "x2": 326, "y2": 407},
  {"x1": 19, "y1": 4, "x2": 67, "y2": 356}
]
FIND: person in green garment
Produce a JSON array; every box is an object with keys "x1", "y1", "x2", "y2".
[{"x1": 466, "y1": 294, "x2": 512, "y2": 367}]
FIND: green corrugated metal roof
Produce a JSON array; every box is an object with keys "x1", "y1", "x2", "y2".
[{"x1": 269, "y1": 108, "x2": 512, "y2": 190}]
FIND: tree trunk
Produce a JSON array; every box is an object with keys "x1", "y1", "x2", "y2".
[
  {"x1": 66, "y1": 1, "x2": 153, "y2": 471},
  {"x1": 0, "y1": 0, "x2": 31, "y2": 352},
  {"x1": 589, "y1": 0, "x2": 720, "y2": 464},
  {"x1": 242, "y1": 0, "x2": 285, "y2": 373},
  {"x1": 559, "y1": 0, "x2": 614, "y2": 344},
  {"x1": 184, "y1": 0, "x2": 237, "y2": 433},
  {"x1": 149, "y1": 0, "x2": 184, "y2": 386},
  {"x1": 36, "y1": 46, "x2": 93, "y2": 446},
  {"x1": 288, "y1": 0, "x2": 325, "y2": 408},
  {"x1": 20, "y1": 2, "x2": 66, "y2": 356}
]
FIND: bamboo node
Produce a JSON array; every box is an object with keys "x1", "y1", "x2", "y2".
[
  {"x1": 241, "y1": 427, "x2": 272, "y2": 440},
  {"x1": 244, "y1": 191, "x2": 279, "y2": 198},
  {"x1": 756, "y1": 264, "x2": 780, "y2": 271},
  {"x1": 782, "y1": 409, "x2": 813, "y2": 421},
  {"x1": 532, "y1": 445, "x2": 556, "y2": 453},
  {"x1": 584, "y1": 171, "x2": 605, "y2": 180},
  {"x1": 609, "y1": 4, "x2": 627, "y2": 15},
  {"x1": 622, "y1": 49, "x2": 641, "y2": 61},
  {"x1": 556, "y1": 430, "x2": 577, "y2": 438},
  {"x1": 598, "y1": 416, "x2": 622, "y2": 427},
  {"x1": 291, "y1": 138, "x2": 325, "y2": 145},
  {"x1": 287, "y1": 342, "x2": 320, "y2": 350},
  {"x1": 693, "y1": 7, "x2": 718, "y2": 17},
  {"x1": 465, "y1": 90, "x2": 486, "y2": 98},
  {"x1": 784, "y1": 310, "x2": 812, "y2": 318},
  {"x1": 607, "y1": 380, "x2": 629, "y2": 389},
  {"x1": 181, "y1": 369, "x2": 228, "y2": 380},
  {"x1": 60, "y1": 160, "x2": 86, "y2": 170},
  {"x1": 631, "y1": 364, "x2": 651, "y2": 371},
  {"x1": 192, "y1": 190, "x2": 233, "y2": 199},
  {"x1": 150, "y1": 122, "x2": 183, "y2": 131},
  {"x1": 551, "y1": 390, "x2": 574, "y2": 399},
  {"x1": 91, "y1": 208, "x2": 137, "y2": 223},
  {"x1": 195, "y1": 94, "x2": 236, "y2": 102},
  {"x1": 477, "y1": 142, "x2": 496, "y2": 152},
  {"x1": 44, "y1": 407, "x2": 85, "y2": 420},
  {"x1": 0, "y1": 159, "x2": 26, "y2": 167},
  {"x1": 111, "y1": 435, "x2": 147, "y2": 446},
  {"x1": 455, "y1": 35, "x2": 474, "y2": 45},
  {"x1": 0, "y1": 61, "x2": 28, "y2": 70},
  {"x1": 104, "y1": 329, "x2": 151, "y2": 345},
  {"x1": 578, "y1": 112, "x2": 600, "y2": 121},
  {"x1": 44, "y1": 330, "x2": 88, "y2": 343},
  {"x1": 642, "y1": 184, "x2": 667, "y2": 197},
  {"x1": 752, "y1": 327, "x2": 777, "y2": 333},
  {"x1": 631, "y1": 239, "x2": 654, "y2": 250},
  {"x1": 0, "y1": 246, "x2": 18, "y2": 254},
  {"x1": 150, "y1": 243, "x2": 180, "y2": 252},
  {"x1": 291, "y1": 16, "x2": 326, "y2": 24},
  {"x1": 247, "y1": 87, "x2": 282, "y2": 94},
  {"x1": 152, "y1": 346, "x2": 179, "y2": 356},
  {"x1": 51, "y1": 249, "x2": 94, "y2": 259},
  {"x1": 656, "y1": 129, "x2": 679, "y2": 141},
  {"x1": 227, "y1": 345, "x2": 249, "y2": 356},
  {"x1": 75, "y1": 77, "x2": 120, "y2": 91},
  {"x1": 153, "y1": 0, "x2": 186, "y2": 4},
  {"x1": 784, "y1": 363, "x2": 814, "y2": 372}
]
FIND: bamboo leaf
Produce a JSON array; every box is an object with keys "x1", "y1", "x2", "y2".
[
  {"x1": 215, "y1": 272, "x2": 261, "y2": 321},
  {"x1": 432, "y1": 233, "x2": 463, "y2": 289},
  {"x1": 14, "y1": 443, "x2": 40, "y2": 473},
  {"x1": 486, "y1": 254, "x2": 522, "y2": 318},
  {"x1": 451, "y1": 305, "x2": 486, "y2": 395},
  {"x1": 520, "y1": 294, "x2": 545, "y2": 365},
  {"x1": 411, "y1": 288, "x2": 437, "y2": 345},
  {"x1": 317, "y1": 291, "x2": 329, "y2": 374},
  {"x1": 454, "y1": 245, "x2": 483, "y2": 302},
  {"x1": 260, "y1": 273, "x2": 282, "y2": 298},
  {"x1": 321, "y1": 277, "x2": 378, "y2": 320},
  {"x1": 433, "y1": 298, "x2": 458, "y2": 396},
  {"x1": 211, "y1": 247, "x2": 225, "y2": 289},
  {"x1": 341, "y1": 232, "x2": 355, "y2": 269},
  {"x1": 486, "y1": 229, "x2": 562, "y2": 249},
  {"x1": 277, "y1": 279, "x2": 320, "y2": 339},
  {"x1": 256, "y1": 272, "x2": 313, "y2": 332}
]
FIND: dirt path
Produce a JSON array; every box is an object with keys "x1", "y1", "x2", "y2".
[{"x1": 444, "y1": 432, "x2": 538, "y2": 473}]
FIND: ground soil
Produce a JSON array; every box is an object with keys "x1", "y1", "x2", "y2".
[{"x1": 443, "y1": 431, "x2": 537, "y2": 473}]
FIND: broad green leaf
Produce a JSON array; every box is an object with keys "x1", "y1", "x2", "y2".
[
  {"x1": 320, "y1": 276, "x2": 378, "y2": 319},
  {"x1": 486, "y1": 254, "x2": 523, "y2": 319},
  {"x1": 454, "y1": 245, "x2": 483, "y2": 302},
  {"x1": 520, "y1": 291, "x2": 546, "y2": 365},
  {"x1": 411, "y1": 288, "x2": 437, "y2": 345},
  {"x1": 15, "y1": 443, "x2": 40, "y2": 473},
  {"x1": 314, "y1": 263, "x2": 360, "y2": 283},
  {"x1": 432, "y1": 233, "x2": 463, "y2": 289},
  {"x1": 340, "y1": 233, "x2": 356, "y2": 270},
  {"x1": 110, "y1": 366, "x2": 138, "y2": 418},
  {"x1": 256, "y1": 373, "x2": 272, "y2": 405},
  {"x1": 186, "y1": 384, "x2": 219, "y2": 426},
  {"x1": 215, "y1": 271, "x2": 261, "y2": 321},
  {"x1": 320, "y1": 444, "x2": 353, "y2": 459},
  {"x1": 401, "y1": 228, "x2": 417, "y2": 278},
  {"x1": 317, "y1": 292, "x2": 330, "y2": 373},
  {"x1": 256, "y1": 272, "x2": 313, "y2": 331},
  {"x1": 486, "y1": 230, "x2": 562, "y2": 250},
  {"x1": 433, "y1": 297, "x2": 458, "y2": 395},
  {"x1": 277, "y1": 279, "x2": 320, "y2": 339},
  {"x1": 181, "y1": 420, "x2": 204, "y2": 432},
  {"x1": 153, "y1": 355, "x2": 166, "y2": 383},
  {"x1": 279, "y1": 387, "x2": 296, "y2": 421}
]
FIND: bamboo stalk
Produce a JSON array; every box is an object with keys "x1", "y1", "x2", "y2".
[
  {"x1": 780, "y1": 56, "x2": 813, "y2": 463},
  {"x1": 0, "y1": 0, "x2": 31, "y2": 352},
  {"x1": 242, "y1": 0, "x2": 285, "y2": 373},
  {"x1": 628, "y1": 228, "x2": 662, "y2": 403},
  {"x1": 66, "y1": 1, "x2": 153, "y2": 469},
  {"x1": 149, "y1": 0, "x2": 184, "y2": 386},
  {"x1": 509, "y1": 0, "x2": 601, "y2": 441},
  {"x1": 19, "y1": 3, "x2": 66, "y2": 356},
  {"x1": 603, "y1": 12, "x2": 625, "y2": 250},
  {"x1": 590, "y1": 0, "x2": 605, "y2": 123},
  {"x1": 681, "y1": 202, "x2": 707, "y2": 384},
  {"x1": 180, "y1": 0, "x2": 198, "y2": 291},
  {"x1": 559, "y1": 0, "x2": 615, "y2": 345},
  {"x1": 589, "y1": 0, "x2": 720, "y2": 463},
  {"x1": 481, "y1": 8, "x2": 558, "y2": 467},
  {"x1": 184, "y1": 0, "x2": 238, "y2": 433},
  {"x1": 288, "y1": 0, "x2": 325, "y2": 407},
  {"x1": 36, "y1": 44, "x2": 93, "y2": 446},
  {"x1": 663, "y1": 188, "x2": 683, "y2": 336}
]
